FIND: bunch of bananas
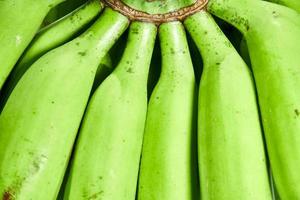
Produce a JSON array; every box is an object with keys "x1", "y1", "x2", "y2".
[{"x1": 0, "y1": 0, "x2": 300, "y2": 199}]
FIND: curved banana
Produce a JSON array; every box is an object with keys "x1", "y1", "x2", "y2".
[
  {"x1": 208, "y1": 0, "x2": 300, "y2": 198},
  {"x1": 0, "y1": 0, "x2": 66, "y2": 89},
  {"x1": 0, "y1": 8, "x2": 128, "y2": 200},
  {"x1": 185, "y1": 11, "x2": 272, "y2": 200},
  {"x1": 64, "y1": 21, "x2": 157, "y2": 200},
  {"x1": 138, "y1": 21, "x2": 198, "y2": 200},
  {"x1": 0, "y1": 0, "x2": 104, "y2": 111}
]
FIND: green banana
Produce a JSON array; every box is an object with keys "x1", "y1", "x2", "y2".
[
  {"x1": 0, "y1": 0, "x2": 104, "y2": 110},
  {"x1": 184, "y1": 11, "x2": 272, "y2": 200},
  {"x1": 138, "y1": 22, "x2": 198, "y2": 200},
  {"x1": 64, "y1": 21, "x2": 157, "y2": 200},
  {"x1": 0, "y1": 0, "x2": 66, "y2": 89},
  {"x1": 0, "y1": 8, "x2": 129, "y2": 200},
  {"x1": 208, "y1": 0, "x2": 300, "y2": 198},
  {"x1": 268, "y1": 0, "x2": 300, "y2": 13}
]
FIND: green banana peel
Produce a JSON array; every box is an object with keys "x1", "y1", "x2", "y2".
[
  {"x1": 138, "y1": 21, "x2": 199, "y2": 200},
  {"x1": 44, "y1": 0, "x2": 90, "y2": 25},
  {"x1": 0, "y1": 0, "x2": 104, "y2": 111},
  {"x1": 268, "y1": 0, "x2": 300, "y2": 13},
  {"x1": 185, "y1": 11, "x2": 272, "y2": 200},
  {"x1": 0, "y1": 8, "x2": 128, "y2": 200},
  {"x1": 0, "y1": 0, "x2": 66, "y2": 90},
  {"x1": 91, "y1": 53, "x2": 113, "y2": 92},
  {"x1": 64, "y1": 21, "x2": 156, "y2": 200},
  {"x1": 208, "y1": 0, "x2": 300, "y2": 198}
]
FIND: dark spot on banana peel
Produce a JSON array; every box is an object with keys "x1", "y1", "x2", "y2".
[
  {"x1": 2, "y1": 190, "x2": 14, "y2": 200},
  {"x1": 127, "y1": 68, "x2": 134, "y2": 73},
  {"x1": 131, "y1": 28, "x2": 139, "y2": 34},
  {"x1": 170, "y1": 48, "x2": 175, "y2": 54},
  {"x1": 230, "y1": 13, "x2": 250, "y2": 31},
  {"x1": 295, "y1": 109, "x2": 300, "y2": 117},
  {"x1": 78, "y1": 51, "x2": 86, "y2": 56},
  {"x1": 126, "y1": 60, "x2": 133, "y2": 65},
  {"x1": 87, "y1": 190, "x2": 104, "y2": 199},
  {"x1": 32, "y1": 160, "x2": 41, "y2": 173},
  {"x1": 272, "y1": 11, "x2": 279, "y2": 18},
  {"x1": 225, "y1": 40, "x2": 231, "y2": 47}
]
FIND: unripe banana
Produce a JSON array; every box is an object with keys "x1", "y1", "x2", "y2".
[
  {"x1": 185, "y1": 11, "x2": 272, "y2": 200},
  {"x1": 268, "y1": 0, "x2": 300, "y2": 13},
  {"x1": 64, "y1": 21, "x2": 157, "y2": 200},
  {"x1": 0, "y1": 8, "x2": 129, "y2": 200},
  {"x1": 0, "y1": 0, "x2": 104, "y2": 111},
  {"x1": 0, "y1": 0, "x2": 66, "y2": 89},
  {"x1": 138, "y1": 21, "x2": 198, "y2": 200},
  {"x1": 208, "y1": 0, "x2": 300, "y2": 198}
]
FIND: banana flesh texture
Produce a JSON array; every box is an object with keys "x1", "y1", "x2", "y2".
[
  {"x1": 138, "y1": 21, "x2": 198, "y2": 200},
  {"x1": 64, "y1": 22, "x2": 156, "y2": 200},
  {"x1": 0, "y1": 0, "x2": 104, "y2": 111},
  {"x1": 208, "y1": 0, "x2": 300, "y2": 198},
  {"x1": 0, "y1": 0, "x2": 66, "y2": 90},
  {"x1": 0, "y1": 8, "x2": 128, "y2": 200},
  {"x1": 185, "y1": 11, "x2": 272, "y2": 200}
]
